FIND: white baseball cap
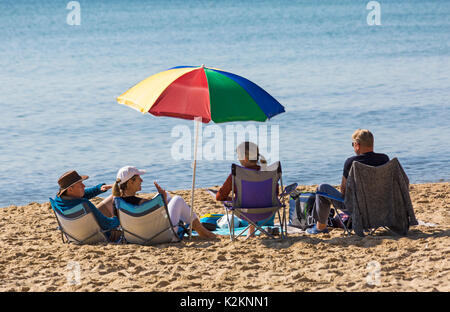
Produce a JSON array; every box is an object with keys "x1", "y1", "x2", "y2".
[
  {"x1": 116, "y1": 166, "x2": 146, "y2": 185},
  {"x1": 236, "y1": 141, "x2": 259, "y2": 161}
]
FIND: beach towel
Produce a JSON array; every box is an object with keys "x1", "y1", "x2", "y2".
[
  {"x1": 206, "y1": 188, "x2": 276, "y2": 228},
  {"x1": 344, "y1": 158, "x2": 418, "y2": 236},
  {"x1": 191, "y1": 225, "x2": 274, "y2": 237}
]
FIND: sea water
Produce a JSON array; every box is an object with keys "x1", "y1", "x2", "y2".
[{"x1": 0, "y1": 0, "x2": 449, "y2": 207}]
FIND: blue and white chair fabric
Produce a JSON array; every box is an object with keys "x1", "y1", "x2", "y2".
[
  {"x1": 314, "y1": 191, "x2": 351, "y2": 235},
  {"x1": 49, "y1": 198, "x2": 109, "y2": 244},
  {"x1": 115, "y1": 193, "x2": 180, "y2": 245}
]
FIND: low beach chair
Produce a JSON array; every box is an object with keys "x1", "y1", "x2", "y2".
[
  {"x1": 316, "y1": 158, "x2": 418, "y2": 237},
  {"x1": 49, "y1": 198, "x2": 109, "y2": 244},
  {"x1": 224, "y1": 161, "x2": 296, "y2": 241},
  {"x1": 344, "y1": 158, "x2": 418, "y2": 237},
  {"x1": 115, "y1": 193, "x2": 180, "y2": 245}
]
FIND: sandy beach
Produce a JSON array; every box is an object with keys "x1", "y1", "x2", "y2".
[{"x1": 0, "y1": 183, "x2": 448, "y2": 292}]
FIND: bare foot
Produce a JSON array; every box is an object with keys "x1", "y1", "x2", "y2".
[
  {"x1": 192, "y1": 219, "x2": 217, "y2": 239},
  {"x1": 199, "y1": 229, "x2": 217, "y2": 239}
]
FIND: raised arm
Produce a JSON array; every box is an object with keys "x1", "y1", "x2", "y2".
[
  {"x1": 216, "y1": 174, "x2": 232, "y2": 201},
  {"x1": 154, "y1": 181, "x2": 168, "y2": 204},
  {"x1": 83, "y1": 183, "x2": 107, "y2": 200}
]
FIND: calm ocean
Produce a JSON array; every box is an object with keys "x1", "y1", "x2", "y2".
[{"x1": 1, "y1": 0, "x2": 449, "y2": 207}]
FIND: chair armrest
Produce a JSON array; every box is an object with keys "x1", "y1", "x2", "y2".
[
  {"x1": 223, "y1": 201, "x2": 233, "y2": 209},
  {"x1": 280, "y1": 183, "x2": 298, "y2": 198}
]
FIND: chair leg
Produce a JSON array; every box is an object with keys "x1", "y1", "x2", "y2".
[
  {"x1": 368, "y1": 227, "x2": 379, "y2": 236},
  {"x1": 382, "y1": 226, "x2": 401, "y2": 237},
  {"x1": 241, "y1": 217, "x2": 275, "y2": 240},
  {"x1": 277, "y1": 210, "x2": 286, "y2": 240},
  {"x1": 236, "y1": 225, "x2": 251, "y2": 240},
  {"x1": 282, "y1": 206, "x2": 288, "y2": 239},
  {"x1": 60, "y1": 230, "x2": 67, "y2": 244},
  {"x1": 277, "y1": 210, "x2": 282, "y2": 239},
  {"x1": 232, "y1": 211, "x2": 235, "y2": 241},
  {"x1": 224, "y1": 208, "x2": 236, "y2": 241},
  {"x1": 335, "y1": 211, "x2": 352, "y2": 236}
]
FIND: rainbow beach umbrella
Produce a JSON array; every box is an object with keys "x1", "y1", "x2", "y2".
[
  {"x1": 117, "y1": 65, "x2": 285, "y2": 123},
  {"x1": 117, "y1": 65, "x2": 285, "y2": 236}
]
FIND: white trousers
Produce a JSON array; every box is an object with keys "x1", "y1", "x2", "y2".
[{"x1": 167, "y1": 195, "x2": 197, "y2": 233}]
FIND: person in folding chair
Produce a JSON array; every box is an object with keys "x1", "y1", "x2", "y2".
[
  {"x1": 51, "y1": 170, "x2": 121, "y2": 241},
  {"x1": 112, "y1": 166, "x2": 216, "y2": 239},
  {"x1": 216, "y1": 141, "x2": 284, "y2": 239},
  {"x1": 307, "y1": 129, "x2": 389, "y2": 234}
]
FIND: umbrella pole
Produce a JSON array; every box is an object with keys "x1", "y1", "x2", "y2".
[{"x1": 189, "y1": 118, "x2": 200, "y2": 238}]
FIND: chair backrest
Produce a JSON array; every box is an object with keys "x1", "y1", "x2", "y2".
[
  {"x1": 49, "y1": 198, "x2": 108, "y2": 244},
  {"x1": 232, "y1": 161, "x2": 281, "y2": 208},
  {"x1": 345, "y1": 157, "x2": 417, "y2": 236},
  {"x1": 115, "y1": 194, "x2": 178, "y2": 245},
  {"x1": 231, "y1": 162, "x2": 282, "y2": 224}
]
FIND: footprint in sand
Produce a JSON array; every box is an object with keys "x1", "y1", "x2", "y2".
[
  {"x1": 216, "y1": 254, "x2": 227, "y2": 261},
  {"x1": 156, "y1": 280, "x2": 170, "y2": 287},
  {"x1": 133, "y1": 266, "x2": 146, "y2": 275},
  {"x1": 241, "y1": 265, "x2": 261, "y2": 270},
  {"x1": 98, "y1": 267, "x2": 116, "y2": 275}
]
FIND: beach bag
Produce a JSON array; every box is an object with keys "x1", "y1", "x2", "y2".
[
  {"x1": 199, "y1": 213, "x2": 223, "y2": 231},
  {"x1": 289, "y1": 192, "x2": 317, "y2": 230},
  {"x1": 217, "y1": 214, "x2": 243, "y2": 229}
]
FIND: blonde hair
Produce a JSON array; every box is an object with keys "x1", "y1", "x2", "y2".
[
  {"x1": 236, "y1": 141, "x2": 267, "y2": 165},
  {"x1": 112, "y1": 176, "x2": 137, "y2": 197},
  {"x1": 352, "y1": 129, "x2": 374, "y2": 147},
  {"x1": 112, "y1": 179, "x2": 124, "y2": 197}
]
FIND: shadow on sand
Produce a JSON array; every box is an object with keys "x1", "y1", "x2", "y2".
[{"x1": 260, "y1": 227, "x2": 450, "y2": 250}]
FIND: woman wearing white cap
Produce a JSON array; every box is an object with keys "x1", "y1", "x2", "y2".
[{"x1": 112, "y1": 166, "x2": 216, "y2": 239}]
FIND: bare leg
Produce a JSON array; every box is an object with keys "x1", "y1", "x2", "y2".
[
  {"x1": 315, "y1": 184, "x2": 345, "y2": 230},
  {"x1": 246, "y1": 224, "x2": 256, "y2": 238},
  {"x1": 96, "y1": 195, "x2": 115, "y2": 218},
  {"x1": 192, "y1": 218, "x2": 217, "y2": 239},
  {"x1": 317, "y1": 222, "x2": 328, "y2": 230},
  {"x1": 168, "y1": 195, "x2": 216, "y2": 239}
]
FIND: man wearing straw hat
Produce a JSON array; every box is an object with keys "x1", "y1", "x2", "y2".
[{"x1": 52, "y1": 170, "x2": 120, "y2": 239}]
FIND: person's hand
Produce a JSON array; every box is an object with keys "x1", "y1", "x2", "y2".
[
  {"x1": 101, "y1": 184, "x2": 113, "y2": 192},
  {"x1": 154, "y1": 182, "x2": 168, "y2": 203}
]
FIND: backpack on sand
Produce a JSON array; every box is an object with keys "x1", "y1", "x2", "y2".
[
  {"x1": 199, "y1": 213, "x2": 224, "y2": 231},
  {"x1": 289, "y1": 191, "x2": 316, "y2": 230},
  {"x1": 289, "y1": 191, "x2": 335, "y2": 230}
]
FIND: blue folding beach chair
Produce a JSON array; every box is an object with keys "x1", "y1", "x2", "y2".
[
  {"x1": 115, "y1": 193, "x2": 182, "y2": 245},
  {"x1": 224, "y1": 161, "x2": 297, "y2": 241},
  {"x1": 49, "y1": 198, "x2": 110, "y2": 244},
  {"x1": 314, "y1": 192, "x2": 352, "y2": 235}
]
